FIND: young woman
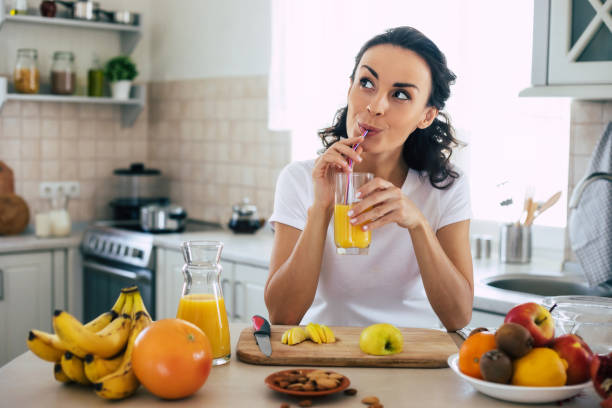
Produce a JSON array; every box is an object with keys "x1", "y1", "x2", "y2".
[{"x1": 265, "y1": 27, "x2": 473, "y2": 331}]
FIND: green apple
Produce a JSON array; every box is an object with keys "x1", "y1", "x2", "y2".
[{"x1": 359, "y1": 323, "x2": 403, "y2": 356}]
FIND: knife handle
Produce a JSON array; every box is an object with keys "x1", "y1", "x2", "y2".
[{"x1": 252, "y1": 315, "x2": 271, "y2": 335}]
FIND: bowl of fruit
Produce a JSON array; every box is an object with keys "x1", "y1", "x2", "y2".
[{"x1": 449, "y1": 302, "x2": 605, "y2": 404}]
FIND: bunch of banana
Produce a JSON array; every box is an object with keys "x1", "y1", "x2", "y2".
[
  {"x1": 25, "y1": 286, "x2": 153, "y2": 401},
  {"x1": 281, "y1": 323, "x2": 336, "y2": 345}
]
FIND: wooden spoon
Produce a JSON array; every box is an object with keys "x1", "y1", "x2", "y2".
[{"x1": 526, "y1": 191, "x2": 562, "y2": 225}]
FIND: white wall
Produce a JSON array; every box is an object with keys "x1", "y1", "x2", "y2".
[
  {"x1": 1, "y1": 0, "x2": 152, "y2": 86},
  {"x1": 148, "y1": 0, "x2": 270, "y2": 80}
]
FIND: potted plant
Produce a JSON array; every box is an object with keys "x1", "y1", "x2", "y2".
[{"x1": 105, "y1": 56, "x2": 138, "y2": 100}]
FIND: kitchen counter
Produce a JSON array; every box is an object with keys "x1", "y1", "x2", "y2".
[
  {"x1": 0, "y1": 223, "x2": 86, "y2": 254},
  {"x1": 0, "y1": 323, "x2": 600, "y2": 407},
  {"x1": 153, "y1": 225, "x2": 275, "y2": 268}
]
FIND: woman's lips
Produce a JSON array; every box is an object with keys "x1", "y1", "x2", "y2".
[{"x1": 358, "y1": 123, "x2": 382, "y2": 136}]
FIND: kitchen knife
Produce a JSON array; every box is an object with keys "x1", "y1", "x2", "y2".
[{"x1": 252, "y1": 315, "x2": 272, "y2": 357}]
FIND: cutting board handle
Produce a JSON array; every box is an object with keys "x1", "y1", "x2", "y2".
[{"x1": 0, "y1": 161, "x2": 15, "y2": 195}]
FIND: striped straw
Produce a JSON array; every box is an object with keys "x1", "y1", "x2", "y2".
[{"x1": 344, "y1": 129, "x2": 368, "y2": 205}]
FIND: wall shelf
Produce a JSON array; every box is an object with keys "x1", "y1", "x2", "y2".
[
  {"x1": 519, "y1": 85, "x2": 612, "y2": 100},
  {"x1": 0, "y1": 77, "x2": 146, "y2": 127},
  {"x1": 0, "y1": 1, "x2": 142, "y2": 54}
]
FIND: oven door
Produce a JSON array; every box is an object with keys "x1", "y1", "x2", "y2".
[{"x1": 83, "y1": 259, "x2": 155, "y2": 322}]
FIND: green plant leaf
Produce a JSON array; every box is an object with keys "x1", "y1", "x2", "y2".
[{"x1": 104, "y1": 56, "x2": 138, "y2": 82}]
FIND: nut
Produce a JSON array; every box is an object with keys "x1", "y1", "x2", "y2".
[
  {"x1": 362, "y1": 396, "x2": 380, "y2": 405},
  {"x1": 314, "y1": 378, "x2": 338, "y2": 389},
  {"x1": 298, "y1": 400, "x2": 312, "y2": 407},
  {"x1": 344, "y1": 388, "x2": 358, "y2": 396},
  {"x1": 280, "y1": 404, "x2": 290, "y2": 408}
]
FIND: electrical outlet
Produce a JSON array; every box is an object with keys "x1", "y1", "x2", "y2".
[{"x1": 39, "y1": 181, "x2": 80, "y2": 198}]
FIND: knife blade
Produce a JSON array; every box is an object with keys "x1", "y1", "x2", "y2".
[{"x1": 252, "y1": 315, "x2": 272, "y2": 357}]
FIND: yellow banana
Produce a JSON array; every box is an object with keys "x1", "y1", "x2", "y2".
[
  {"x1": 94, "y1": 305, "x2": 152, "y2": 400},
  {"x1": 83, "y1": 291, "x2": 127, "y2": 332},
  {"x1": 53, "y1": 362, "x2": 71, "y2": 383},
  {"x1": 84, "y1": 353, "x2": 124, "y2": 383},
  {"x1": 27, "y1": 330, "x2": 66, "y2": 362},
  {"x1": 305, "y1": 323, "x2": 322, "y2": 344},
  {"x1": 321, "y1": 325, "x2": 335, "y2": 343},
  {"x1": 61, "y1": 352, "x2": 91, "y2": 385},
  {"x1": 54, "y1": 293, "x2": 134, "y2": 359}
]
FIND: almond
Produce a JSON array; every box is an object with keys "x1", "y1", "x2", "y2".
[
  {"x1": 344, "y1": 388, "x2": 357, "y2": 396},
  {"x1": 298, "y1": 400, "x2": 312, "y2": 407},
  {"x1": 362, "y1": 396, "x2": 379, "y2": 405}
]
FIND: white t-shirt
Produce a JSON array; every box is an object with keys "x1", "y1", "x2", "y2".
[{"x1": 269, "y1": 159, "x2": 471, "y2": 328}]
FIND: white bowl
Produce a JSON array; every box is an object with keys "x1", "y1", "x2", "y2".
[{"x1": 448, "y1": 353, "x2": 592, "y2": 403}]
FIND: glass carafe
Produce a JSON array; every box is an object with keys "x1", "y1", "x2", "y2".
[{"x1": 176, "y1": 241, "x2": 231, "y2": 365}]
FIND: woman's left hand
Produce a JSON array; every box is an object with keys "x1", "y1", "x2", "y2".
[{"x1": 348, "y1": 177, "x2": 424, "y2": 231}]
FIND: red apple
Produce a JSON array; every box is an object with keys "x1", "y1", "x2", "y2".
[
  {"x1": 504, "y1": 302, "x2": 554, "y2": 347},
  {"x1": 591, "y1": 353, "x2": 612, "y2": 402},
  {"x1": 552, "y1": 334, "x2": 594, "y2": 384}
]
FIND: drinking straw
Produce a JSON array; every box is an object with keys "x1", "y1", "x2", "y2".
[{"x1": 344, "y1": 130, "x2": 368, "y2": 205}]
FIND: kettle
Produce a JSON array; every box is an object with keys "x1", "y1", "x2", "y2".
[{"x1": 228, "y1": 198, "x2": 263, "y2": 233}]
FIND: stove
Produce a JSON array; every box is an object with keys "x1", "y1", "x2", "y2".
[{"x1": 80, "y1": 219, "x2": 221, "y2": 321}]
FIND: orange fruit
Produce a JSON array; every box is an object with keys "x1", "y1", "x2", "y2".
[
  {"x1": 458, "y1": 332, "x2": 497, "y2": 379},
  {"x1": 132, "y1": 319, "x2": 213, "y2": 400},
  {"x1": 512, "y1": 347, "x2": 568, "y2": 386}
]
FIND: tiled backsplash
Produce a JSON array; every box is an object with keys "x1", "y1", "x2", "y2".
[
  {"x1": 0, "y1": 99, "x2": 148, "y2": 221},
  {"x1": 565, "y1": 100, "x2": 612, "y2": 262},
  {"x1": 0, "y1": 75, "x2": 290, "y2": 224},
  {"x1": 148, "y1": 76, "x2": 290, "y2": 223}
]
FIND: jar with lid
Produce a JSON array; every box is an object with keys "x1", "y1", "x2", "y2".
[
  {"x1": 14, "y1": 49, "x2": 40, "y2": 94},
  {"x1": 51, "y1": 51, "x2": 76, "y2": 95}
]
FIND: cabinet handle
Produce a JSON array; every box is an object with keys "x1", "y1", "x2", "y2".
[
  {"x1": 0, "y1": 269, "x2": 3, "y2": 301},
  {"x1": 233, "y1": 281, "x2": 243, "y2": 320}
]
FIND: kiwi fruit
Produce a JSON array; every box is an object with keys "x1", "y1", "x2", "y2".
[
  {"x1": 480, "y1": 349, "x2": 513, "y2": 384},
  {"x1": 495, "y1": 323, "x2": 534, "y2": 359}
]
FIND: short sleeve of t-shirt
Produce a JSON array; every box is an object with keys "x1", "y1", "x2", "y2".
[
  {"x1": 269, "y1": 161, "x2": 313, "y2": 231},
  {"x1": 437, "y1": 170, "x2": 472, "y2": 230}
]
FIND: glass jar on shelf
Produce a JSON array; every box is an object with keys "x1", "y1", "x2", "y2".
[
  {"x1": 14, "y1": 48, "x2": 40, "y2": 94},
  {"x1": 51, "y1": 51, "x2": 76, "y2": 95},
  {"x1": 176, "y1": 241, "x2": 231, "y2": 366}
]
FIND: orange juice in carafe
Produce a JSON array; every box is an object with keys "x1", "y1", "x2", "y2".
[
  {"x1": 177, "y1": 294, "x2": 230, "y2": 359},
  {"x1": 178, "y1": 240, "x2": 231, "y2": 365}
]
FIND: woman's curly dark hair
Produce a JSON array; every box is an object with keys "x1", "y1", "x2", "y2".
[{"x1": 318, "y1": 26, "x2": 463, "y2": 189}]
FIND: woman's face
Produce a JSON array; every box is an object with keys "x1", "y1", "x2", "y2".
[{"x1": 346, "y1": 44, "x2": 437, "y2": 155}]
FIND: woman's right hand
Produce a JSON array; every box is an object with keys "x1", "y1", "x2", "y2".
[{"x1": 311, "y1": 136, "x2": 364, "y2": 211}]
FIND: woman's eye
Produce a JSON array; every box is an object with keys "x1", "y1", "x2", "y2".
[
  {"x1": 394, "y1": 90, "x2": 410, "y2": 100},
  {"x1": 359, "y1": 78, "x2": 374, "y2": 89}
]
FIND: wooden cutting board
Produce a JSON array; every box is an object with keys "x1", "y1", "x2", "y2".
[{"x1": 236, "y1": 325, "x2": 458, "y2": 368}]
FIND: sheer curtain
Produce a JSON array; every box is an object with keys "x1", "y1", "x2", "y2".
[{"x1": 269, "y1": 0, "x2": 570, "y2": 226}]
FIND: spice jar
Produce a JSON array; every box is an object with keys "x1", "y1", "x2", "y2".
[
  {"x1": 51, "y1": 51, "x2": 76, "y2": 95},
  {"x1": 87, "y1": 55, "x2": 104, "y2": 97},
  {"x1": 14, "y1": 49, "x2": 40, "y2": 94}
]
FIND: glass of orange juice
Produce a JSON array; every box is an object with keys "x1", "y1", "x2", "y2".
[
  {"x1": 177, "y1": 240, "x2": 231, "y2": 365},
  {"x1": 334, "y1": 172, "x2": 374, "y2": 255}
]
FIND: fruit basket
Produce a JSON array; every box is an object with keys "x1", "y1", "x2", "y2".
[{"x1": 448, "y1": 353, "x2": 591, "y2": 403}]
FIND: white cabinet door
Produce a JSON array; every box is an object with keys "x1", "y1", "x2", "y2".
[
  {"x1": 469, "y1": 309, "x2": 505, "y2": 329},
  {"x1": 233, "y1": 263, "x2": 269, "y2": 323},
  {"x1": 0, "y1": 252, "x2": 53, "y2": 366}
]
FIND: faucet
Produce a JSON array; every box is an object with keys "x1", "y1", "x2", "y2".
[{"x1": 569, "y1": 172, "x2": 612, "y2": 209}]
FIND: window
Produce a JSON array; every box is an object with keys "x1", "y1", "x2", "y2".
[{"x1": 269, "y1": 0, "x2": 570, "y2": 227}]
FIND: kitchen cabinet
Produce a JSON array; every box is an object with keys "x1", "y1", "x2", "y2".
[
  {"x1": 0, "y1": 250, "x2": 67, "y2": 367},
  {"x1": 0, "y1": 0, "x2": 145, "y2": 126},
  {"x1": 155, "y1": 248, "x2": 269, "y2": 323},
  {"x1": 468, "y1": 309, "x2": 504, "y2": 329},
  {"x1": 232, "y1": 263, "x2": 269, "y2": 323},
  {"x1": 521, "y1": 0, "x2": 612, "y2": 99}
]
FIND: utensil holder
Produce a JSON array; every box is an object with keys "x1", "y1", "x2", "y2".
[{"x1": 499, "y1": 224, "x2": 531, "y2": 264}]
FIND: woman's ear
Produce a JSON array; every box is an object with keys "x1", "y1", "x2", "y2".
[{"x1": 417, "y1": 106, "x2": 438, "y2": 129}]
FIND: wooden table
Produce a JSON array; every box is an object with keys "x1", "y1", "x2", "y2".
[{"x1": 0, "y1": 323, "x2": 601, "y2": 407}]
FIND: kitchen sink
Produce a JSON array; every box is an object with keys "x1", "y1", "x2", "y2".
[{"x1": 482, "y1": 274, "x2": 612, "y2": 297}]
